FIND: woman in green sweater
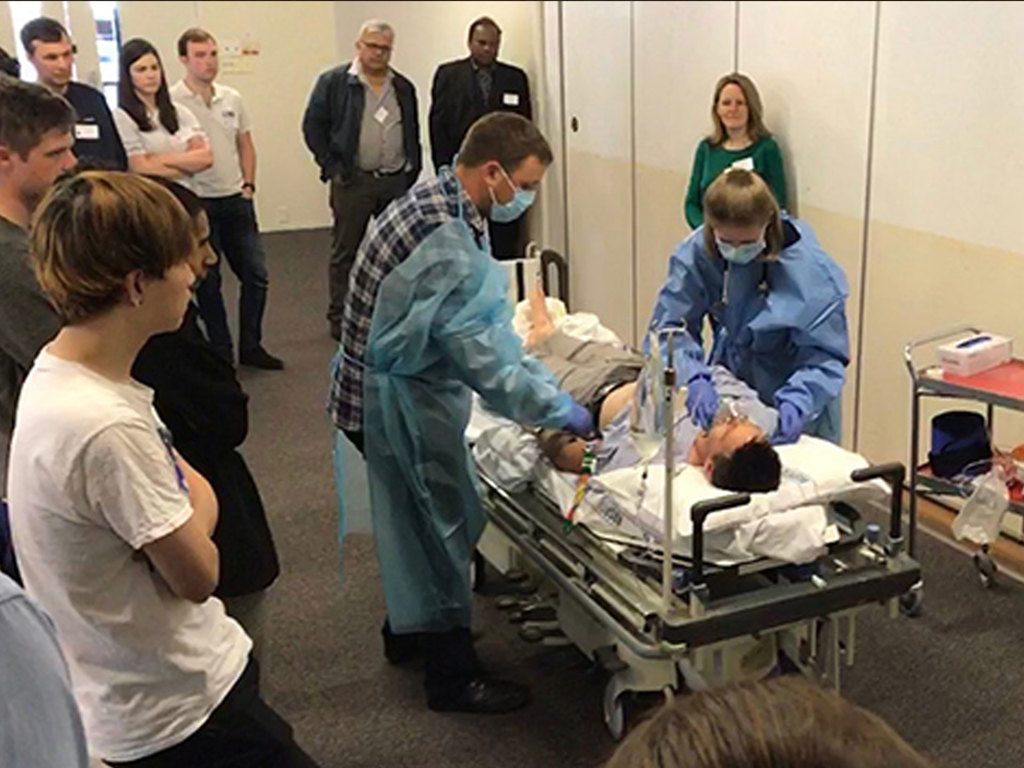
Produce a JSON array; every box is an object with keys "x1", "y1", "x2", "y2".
[{"x1": 684, "y1": 73, "x2": 787, "y2": 229}]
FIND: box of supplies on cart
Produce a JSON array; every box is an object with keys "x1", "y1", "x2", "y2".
[{"x1": 938, "y1": 333, "x2": 1013, "y2": 377}]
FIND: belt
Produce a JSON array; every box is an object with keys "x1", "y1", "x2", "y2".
[{"x1": 357, "y1": 168, "x2": 405, "y2": 179}]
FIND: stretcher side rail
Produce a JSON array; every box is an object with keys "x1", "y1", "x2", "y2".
[{"x1": 479, "y1": 463, "x2": 921, "y2": 653}]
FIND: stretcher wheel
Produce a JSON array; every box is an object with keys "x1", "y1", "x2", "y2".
[
  {"x1": 900, "y1": 581, "x2": 924, "y2": 617},
  {"x1": 973, "y1": 550, "x2": 997, "y2": 588}
]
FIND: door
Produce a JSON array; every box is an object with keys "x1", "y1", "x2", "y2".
[{"x1": 562, "y1": 1, "x2": 635, "y2": 344}]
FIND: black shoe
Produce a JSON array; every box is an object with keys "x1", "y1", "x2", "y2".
[
  {"x1": 239, "y1": 346, "x2": 284, "y2": 370},
  {"x1": 383, "y1": 622, "x2": 421, "y2": 665},
  {"x1": 428, "y1": 677, "x2": 531, "y2": 714}
]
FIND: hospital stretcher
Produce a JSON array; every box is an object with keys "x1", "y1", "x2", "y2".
[
  {"x1": 471, "y1": 251, "x2": 922, "y2": 738},
  {"x1": 906, "y1": 326, "x2": 1024, "y2": 591}
]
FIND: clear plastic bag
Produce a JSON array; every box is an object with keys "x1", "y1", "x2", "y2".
[{"x1": 952, "y1": 467, "x2": 1009, "y2": 545}]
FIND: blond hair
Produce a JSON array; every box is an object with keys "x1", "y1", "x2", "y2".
[
  {"x1": 709, "y1": 72, "x2": 769, "y2": 146},
  {"x1": 702, "y1": 168, "x2": 783, "y2": 258},
  {"x1": 605, "y1": 677, "x2": 933, "y2": 768},
  {"x1": 32, "y1": 171, "x2": 194, "y2": 323}
]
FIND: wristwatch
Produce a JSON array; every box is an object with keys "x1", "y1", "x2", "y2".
[{"x1": 242, "y1": 182, "x2": 256, "y2": 193}]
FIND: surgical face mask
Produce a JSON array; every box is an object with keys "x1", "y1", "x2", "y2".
[
  {"x1": 715, "y1": 236, "x2": 765, "y2": 265},
  {"x1": 489, "y1": 165, "x2": 536, "y2": 222}
]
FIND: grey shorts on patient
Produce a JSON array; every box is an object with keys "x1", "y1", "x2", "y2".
[{"x1": 527, "y1": 330, "x2": 643, "y2": 412}]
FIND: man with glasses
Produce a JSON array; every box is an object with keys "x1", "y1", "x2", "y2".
[{"x1": 302, "y1": 19, "x2": 421, "y2": 341}]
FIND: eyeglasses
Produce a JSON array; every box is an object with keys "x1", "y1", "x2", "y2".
[{"x1": 360, "y1": 41, "x2": 392, "y2": 54}]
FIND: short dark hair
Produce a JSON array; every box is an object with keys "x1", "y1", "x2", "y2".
[
  {"x1": 457, "y1": 112, "x2": 552, "y2": 171},
  {"x1": 468, "y1": 16, "x2": 502, "y2": 43},
  {"x1": 0, "y1": 76, "x2": 75, "y2": 159},
  {"x1": 177, "y1": 27, "x2": 216, "y2": 58},
  {"x1": 20, "y1": 17, "x2": 69, "y2": 57},
  {"x1": 711, "y1": 438, "x2": 781, "y2": 493},
  {"x1": 0, "y1": 47, "x2": 20, "y2": 78},
  {"x1": 118, "y1": 38, "x2": 179, "y2": 134}
]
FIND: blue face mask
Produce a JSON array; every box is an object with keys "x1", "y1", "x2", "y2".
[
  {"x1": 715, "y1": 236, "x2": 765, "y2": 265},
  {"x1": 489, "y1": 166, "x2": 536, "y2": 222}
]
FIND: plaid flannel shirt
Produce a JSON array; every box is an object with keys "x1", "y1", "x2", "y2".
[{"x1": 329, "y1": 166, "x2": 488, "y2": 432}]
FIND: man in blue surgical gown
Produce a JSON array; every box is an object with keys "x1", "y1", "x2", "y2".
[{"x1": 329, "y1": 113, "x2": 592, "y2": 714}]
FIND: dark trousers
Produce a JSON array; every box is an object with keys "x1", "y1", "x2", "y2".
[
  {"x1": 196, "y1": 195, "x2": 269, "y2": 360},
  {"x1": 328, "y1": 171, "x2": 407, "y2": 329},
  {"x1": 488, "y1": 218, "x2": 523, "y2": 260},
  {"x1": 342, "y1": 429, "x2": 477, "y2": 704},
  {"x1": 105, "y1": 658, "x2": 319, "y2": 768}
]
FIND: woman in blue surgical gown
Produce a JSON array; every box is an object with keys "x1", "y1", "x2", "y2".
[{"x1": 649, "y1": 168, "x2": 849, "y2": 444}]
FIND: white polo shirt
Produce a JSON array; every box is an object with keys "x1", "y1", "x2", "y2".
[
  {"x1": 114, "y1": 104, "x2": 206, "y2": 193},
  {"x1": 8, "y1": 350, "x2": 251, "y2": 762},
  {"x1": 170, "y1": 80, "x2": 251, "y2": 199}
]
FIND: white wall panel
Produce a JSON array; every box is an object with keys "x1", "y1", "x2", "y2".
[
  {"x1": 859, "y1": 1, "x2": 1024, "y2": 463},
  {"x1": 739, "y1": 0, "x2": 876, "y2": 448},
  {"x1": 632, "y1": 0, "x2": 734, "y2": 332},
  {"x1": 562, "y1": 0, "x2": 634, "y2": 342},
  {"x1": 871, "y1": 0, "x2": 1024, "y2": 254},
  {"x1": 739, "y1": 0, "x2": 875, "y2": 218}
]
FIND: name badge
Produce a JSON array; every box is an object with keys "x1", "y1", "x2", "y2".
[
  {"x1": 502, "y1": 92, "x2": 520, "y2": 107},
  {"x1": 730, "y1": 157, "x2": 755, "y2": 172},
  {"x1": 374, "y1": 106, "x2": 389, "y2": 124},
  {"x1": 74, "y1": 123, "x2": 100, "y2": 140}
]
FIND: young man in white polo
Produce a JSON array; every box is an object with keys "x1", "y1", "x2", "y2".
[{"x1": 170, "y1": 27, "x2": 282, "y2": 369}]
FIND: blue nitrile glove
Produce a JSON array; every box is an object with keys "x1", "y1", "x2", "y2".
[
  {"x1": 564, "y1": 400, "x2": 595, "y2": 438},
  {"x1": 773, "y1": 400, "x2": 805, "y2": 445},
  {"x1": 686, "y1": 374, "x2": 719, "y2": 431}
]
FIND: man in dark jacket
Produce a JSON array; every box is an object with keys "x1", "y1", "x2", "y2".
[
  {"x1": 302, "y1": 20, "x2": 421, "y2": 341},
  {"x1": 429, "y1": 16, "x2": 531, "y2": 259},
  {"x1": 20, "y1": 17, "x2": 127, "y2": 170}
]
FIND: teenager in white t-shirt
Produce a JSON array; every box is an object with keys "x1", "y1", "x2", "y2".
[
  {"x1": 113, "y1": 38, "x2": 212, "y2": 190},
  {"x1": 8, "y1": 172, "x2": 320, "y2": 768}
]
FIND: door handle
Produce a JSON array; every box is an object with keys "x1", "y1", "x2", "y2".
[{"x1": 570, "y1": 116, "x2": 579, "y2": 133}]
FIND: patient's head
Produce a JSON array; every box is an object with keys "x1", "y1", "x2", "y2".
[
  {"x1": 604, "y1": 676, "x2": 934, "y2": 768},
  {"x1": 690, "y1": 417, "x2": 781, "y2": 492}
]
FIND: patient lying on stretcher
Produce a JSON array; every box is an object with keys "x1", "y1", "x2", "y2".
[{"x1": 523, "y1": 287, "x2": 781, "y2": 493}]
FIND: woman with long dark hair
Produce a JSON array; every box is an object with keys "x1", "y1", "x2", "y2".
[{"x1": 113, "y1": 38, "x2": 212, "y2": 181}]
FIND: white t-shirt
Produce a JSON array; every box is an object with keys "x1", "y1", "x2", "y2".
[
  {"x1": 7, "y1": 350, "x2": 250, "y2": 762},
  {"x1": 113, "y1": 103, "x2": 205, "y2": 190},
  {"x1": 169, "y1": 80, "x2": 251, "y2": 199}
]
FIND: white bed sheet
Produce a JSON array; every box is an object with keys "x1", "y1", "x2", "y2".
[{"x1": 469, "y1": 400, "x2": 883, "y2": 565}]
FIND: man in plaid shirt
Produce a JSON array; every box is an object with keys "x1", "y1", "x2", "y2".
[{"x1": 329, "y1": 113, "x2": 592, "y2": 714}]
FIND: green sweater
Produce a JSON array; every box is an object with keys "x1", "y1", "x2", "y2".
[{"x1": 684, "y1": 135, "x2": 788, "y2": 229}]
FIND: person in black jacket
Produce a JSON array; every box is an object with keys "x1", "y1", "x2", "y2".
[
  {"x1": 132, "y1": 177, "x2": 279, "y2": 655},
  {"x1": 20, "y1": 17, "x2": 128, "y2": 170},
  {"x1": 429, "y1": 16, "x2": 531, "y2": 259},
  {"x1": 301, "y1": 19, "x2": 422, "y2": 341}
]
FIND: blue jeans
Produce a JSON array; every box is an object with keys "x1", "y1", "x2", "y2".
[{"x1": 196, "y1": 195, "x2": 269, "y2": 359}]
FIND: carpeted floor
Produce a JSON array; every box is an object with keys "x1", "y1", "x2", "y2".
[{"x1": 230, "y1": 229, "x2": 1024, "y2": 768}]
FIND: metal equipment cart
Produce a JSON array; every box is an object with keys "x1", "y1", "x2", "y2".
[{"x1": 906, "y1": 326, "x2": 1024, "y2": 595}]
